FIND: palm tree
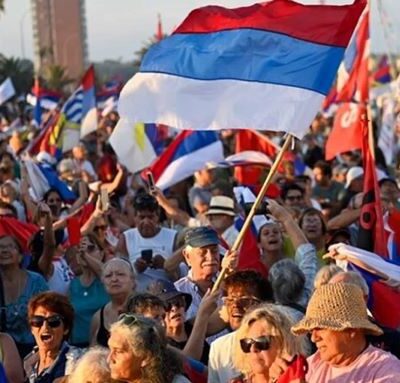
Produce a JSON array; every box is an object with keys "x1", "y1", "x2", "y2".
[
  {"x1": 43, "y1": 64, "x2": 73, "y2": 92},
  {"x1": 0, "y1": 55, "x2": 34, "y2": 94},
  {"x1": 0, "y1": 0, "x2": 5, "y2": 15}
]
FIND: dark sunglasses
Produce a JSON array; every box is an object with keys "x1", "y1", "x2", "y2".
[
  {"x1": 165, "y1": 296, "x2": 186, "y2": 311},
  {"x1": 94, "y1": 225, "x2": 107, "y2": 231},
  {"x1": 240, "y1": 336, "x2": 272, "y2": 353},
  {"x1": 30, "y1": 315, "x2": 63, "y2": 328}
]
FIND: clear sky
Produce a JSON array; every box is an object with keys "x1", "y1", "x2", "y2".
[{"x1": 0, "y1": 0, "x2": 399, "y2": 62}]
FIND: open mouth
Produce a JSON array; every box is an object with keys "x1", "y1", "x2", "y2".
[{"x1": 40, "y1": 334, "x2": 54, "y2": 343}]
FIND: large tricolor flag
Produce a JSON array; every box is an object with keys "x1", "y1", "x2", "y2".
[
  {"x1": 119, "y1": 0, "x2": 365, "y2": 138},
  {"x1": 143, "y1": 130, "x2": 224, "y2": 190}
]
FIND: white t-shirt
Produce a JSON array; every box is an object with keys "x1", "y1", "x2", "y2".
[
  {"x1": 124, "y1": 227, "x2": 177, "y2": 291},
  {"x1": 208, "y1": 331, "x2": 240, "y2": 383},
  {"x1": 47, "y1": 258, "x2": 74, "y2": 295}
]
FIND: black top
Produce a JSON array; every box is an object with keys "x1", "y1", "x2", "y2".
[
  {"x1": 96, "y1": 305, "x2": 110, "y2": 348},
  {"x1": 167, "y1": 321, "x2": 210, "y2": 365}
]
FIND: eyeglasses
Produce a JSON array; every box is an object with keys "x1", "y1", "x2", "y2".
[
  {"x1": 223, "y1": 296, "x2": 261, "y2": 308},
  {"x1": 30, "y1": 315, "x2": 63, "y2": 328},
  {"x1": 94, "y1": 225, "x2": 107, "y2": 232},
  {"x1": 240, "y1": 336, "x2": 272, "y2": 353},
  {"x1": 165, "y1": 296, "x2": 186, "y2": 311},
  {"x1": 0, "y1": 244, "x2": 16, "y2": 251}
]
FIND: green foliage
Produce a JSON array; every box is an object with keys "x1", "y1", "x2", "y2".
[
  {"x1": 0, "y1": 55, "x2": 34, "y2": 94},
  {"x1": 43, "y1": 64, "x2": 73, "y2": 92}
]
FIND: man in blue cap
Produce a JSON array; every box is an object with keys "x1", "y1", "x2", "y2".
[{"x1": 174, "y1": 226, "x2": 238, "y2": 320}]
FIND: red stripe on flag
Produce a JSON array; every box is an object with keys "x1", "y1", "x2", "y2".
[{"x1": 175, "y1": 0, "x2": 366, "y2": 48}]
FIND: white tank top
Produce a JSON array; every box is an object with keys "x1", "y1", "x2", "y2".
[{"x1": 124, "y1": 227, "x2": 177, "y2": 291}]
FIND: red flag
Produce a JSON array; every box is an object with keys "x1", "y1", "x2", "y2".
[
  {"x1": 156, "y1": 14, "x2": 163, "y2": 42},
  {"x1": 336, "y1": 10, "x2": 369, "y2": 103},
  {"x1": 357, "y1": 118, "x2": 387, "y2": 257},
  {"x1": 0, "y1": 217, "x2": 39, "y2": 252},
  {"x1": 67, "y1": 217, "x2": 81, "y2": 246},
  {"x1": 235, "y1": 130, "x2": 279, "y2": 186},
  {"x1": 325, "y1": 103, "x2": 363, "y2": 160}
]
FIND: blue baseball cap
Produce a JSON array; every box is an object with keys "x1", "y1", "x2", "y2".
[{"x1": 184, "y1": 226, "x2": 219, "y2": 248}]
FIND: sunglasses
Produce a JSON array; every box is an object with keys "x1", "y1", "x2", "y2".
[
  {"x1": 30, "y1": 315, "x2": 63, "y2": 328},
  {"x1": 165, "y1": 296, "x2": 186, "y2": 311},
  {"x1": 118, "y1": 313, "x2": 156, "y2": 328},
  {"x1": 94, "y1": 225, "x2": 107, "y2": 231},
  {"x1": 240, "y1": 336, "x2": 272, "y2": 353},
  {"x1": 223, "y1": 296, "x2": 261, "y2": 308}
]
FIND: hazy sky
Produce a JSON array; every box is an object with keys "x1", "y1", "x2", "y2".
[{"x1": 0, "y1": 0, "x2": 399, "y2": 62}]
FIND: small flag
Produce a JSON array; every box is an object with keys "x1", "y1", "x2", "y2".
[
  {"x1": 325, "y1": 103, "x2": 364, "y2": 161},
  {"x1": 143, "y1": 130, "x2": 224, "y2": 190},
  {"x1": 109, "y1": 118, "x2": 158, "y2": 174},
  {"x1": 0, "y1": 77, "x2": 16, "y2": 105}
]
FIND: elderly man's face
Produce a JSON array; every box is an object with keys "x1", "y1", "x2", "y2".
[
  {"x1": 311, "y1": 328, "x2": 355, "y2": 364},
  {"x1": 184, "y1": 244, "x2": 220, "y2": 280}
]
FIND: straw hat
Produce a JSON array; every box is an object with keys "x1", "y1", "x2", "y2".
[
  {"x1": 205, "y1": 196, "x2": 235, "y2": 217},
  {"x1": 292, "y1": 283, "x2": 383, "y2": 336}
]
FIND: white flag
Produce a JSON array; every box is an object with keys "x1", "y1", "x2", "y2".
[
  {"x1": 109, "y1": 118, "x2": 157, "y2": 174},
  {"x1": 378, "y1": 97, "x2": 395, "y2": 165},
  {"x1": 0, "y1": 78, "x2": 16, "y2": 105},
  {"x1": 80, "y1": 107, "x2": 98, "y2": 138}
]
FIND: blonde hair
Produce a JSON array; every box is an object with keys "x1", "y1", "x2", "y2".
[
  {"x1": 69, "y1": 347, "x2": 112, "y2": 383},
  {"x1": 233, "y1": 304, "x2": 307, "y2": 377},
  {"x1": 314, "y1": 264, "x2": 342, "y2": 289}
]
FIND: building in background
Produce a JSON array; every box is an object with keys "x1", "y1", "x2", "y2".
[{"x1": 31, "y1": 0, "x2": 88, "y2": 81}]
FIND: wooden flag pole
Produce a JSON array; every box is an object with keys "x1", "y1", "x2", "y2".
[{"x1": 212, "y1": 134, "x2": 294, "y2": 293}]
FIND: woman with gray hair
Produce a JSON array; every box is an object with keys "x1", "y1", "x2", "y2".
[
  {"x1": 107, "y1": 314, "x2": 190, "y2": 383},
  {"x1": 68, "y1": 347, "x2": 112, "y2": 383},
  {"x1": 268, "y1": 259, "x2": 306, "y2": 322}
]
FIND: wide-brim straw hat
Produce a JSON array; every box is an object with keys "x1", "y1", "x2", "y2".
[{"x1": 292, "y1": 283, "x2": 383, "y2": 336}]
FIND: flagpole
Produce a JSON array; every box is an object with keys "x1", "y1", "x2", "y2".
[{"x1": 212, "y1": 134, "x2": 293, "y2": 292}]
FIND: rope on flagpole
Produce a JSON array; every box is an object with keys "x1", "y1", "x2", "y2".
[{"x1": 211, "y1": 133, "x2": 293, "y2": 293}]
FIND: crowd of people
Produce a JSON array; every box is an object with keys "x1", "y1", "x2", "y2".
[{"x1": 0, "y1": 98, "x2": 399, "y2": 383}]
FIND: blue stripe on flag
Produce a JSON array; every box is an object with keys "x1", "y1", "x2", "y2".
[
  {"x1": 169, "y1": 131, "x2": 219, "y2": 163},
  {"x1": 141, "y1": 29, "x2": 344, "y2": 95}
]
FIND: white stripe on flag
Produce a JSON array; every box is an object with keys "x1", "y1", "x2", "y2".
[
  {"x1": 156, "y1": 140, "x2": 224, "y2": 190},
  {"x1": 118, "y1": 73, "x2": 324, "y2": 139}
]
